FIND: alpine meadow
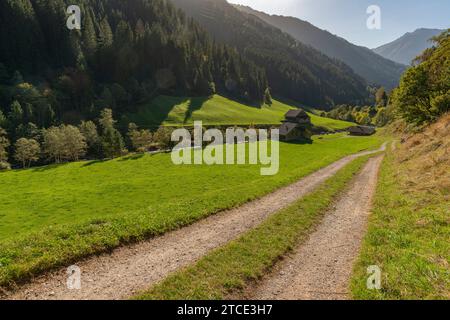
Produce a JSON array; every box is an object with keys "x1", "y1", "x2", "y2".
[{"x1": 0, "y1": 0, "x2": 448, "y2": 306}]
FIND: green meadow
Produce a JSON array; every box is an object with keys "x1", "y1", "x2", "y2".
[
  {"x1": 0, "y1": 133, "x2": 383, "y2": 285},
  {"x1": 123, "y1": 95, "x2": 354, "y2": 130}
]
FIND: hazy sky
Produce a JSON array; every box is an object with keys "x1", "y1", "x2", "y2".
[{"x1": 228, "y1": 0, "x2": 450, "y2": 48}]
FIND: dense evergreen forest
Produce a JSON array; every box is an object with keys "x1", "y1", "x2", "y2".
[
  {"x1": 0, "y1": 0, "x2": 269, "y2": 128},
  {"x1": 171, "y1": 0, "x2": 370, "y2": 108}
]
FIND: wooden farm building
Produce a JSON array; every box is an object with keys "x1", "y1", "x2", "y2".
[
  {"x1": 279, "y1": 110, "x2": 312, "y2": 141},
  {"x1": 347, "y1": 125, "x2": 376, "y2": 136}
]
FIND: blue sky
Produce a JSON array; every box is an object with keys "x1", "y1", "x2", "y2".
[{"x1": 228, "y1": 0, "x2": 450, "y2": 48}]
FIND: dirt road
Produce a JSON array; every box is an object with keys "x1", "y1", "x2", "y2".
[{"x1": 247, "y1": 155, "x2": 384, "y2": 300}]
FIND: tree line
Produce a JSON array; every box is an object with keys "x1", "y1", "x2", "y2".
[
  {"x1": 0, "y1": 107, "x2": 173, "y2": 170},
  {"x1": 323, "y1": 87, "x2": 391, "y2": 127}
]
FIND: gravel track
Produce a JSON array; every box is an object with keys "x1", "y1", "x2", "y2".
[{"x1": 246, "y1": 155, "x2": 384, "y2": 300}]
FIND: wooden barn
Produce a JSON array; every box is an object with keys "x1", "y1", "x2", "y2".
[
  {"x1": 279, "y1": 110, "x2": 312, "y2": 141},
  {"x1": 347, "y1": 125, "x2": 376, "y2": 136}
]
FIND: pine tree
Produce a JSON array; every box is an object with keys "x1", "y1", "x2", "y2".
[
  {"x1": 99, "y1": 109, "x2": 124, "y2": 158},
  {"x1": 8, "y1": 100, "x2": 24, "y2": 126},
  {"x1": 82, "y1": 10, "x2": 97, "y2": 56},
  {"x1": 0, "y1": 127, "x2": 10, "y2": 164},
  {"x1": 98, "y1": 18, "x2": 113, "y2": 48}
]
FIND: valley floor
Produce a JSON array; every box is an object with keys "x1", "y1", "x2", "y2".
[
  {"x1": 4, "y1": 121, "x2": 447, "y2": 300},
  {"x1": 4, "y1": 144, "x2": 386, "y2": 300},
  {"x1": 0, "y1": 133, "x2": 383, "y2": 288}
]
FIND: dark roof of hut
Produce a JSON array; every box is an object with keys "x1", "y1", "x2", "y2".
[
  {"x1": 348, "y1": 126, "x2": 376, "y2": 135},
  {"x1": 285, "y1": 109, "x2": 309, "y2": 120}
]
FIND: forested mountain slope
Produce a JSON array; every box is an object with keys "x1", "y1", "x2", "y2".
[
  {"x1": 235, "y1": 5, "x2": 406, "y2": 90},
  {"x1": 170, "y1": 0, "x2": 370, "y2": 109},
  {"x1": 0, "y1": 0, "x2": 268, "y2": 128}
]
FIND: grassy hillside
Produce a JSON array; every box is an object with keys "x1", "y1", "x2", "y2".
[
  {"x1": 0, "y1": 133, "x2": 383, "y2": 285},
  {"x1": 351, "y1": 115, "x2": 449, "y2": 299},
  {"x1": 123, "y1": 95, "x2": 354, "y2": 130}
]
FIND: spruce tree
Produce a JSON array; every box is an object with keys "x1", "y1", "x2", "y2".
[{"x1": 99, "y1": 109, "x2": 124, "y2": 159}]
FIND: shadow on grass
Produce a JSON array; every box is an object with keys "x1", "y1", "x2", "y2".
[
  {"x1": 31, "y1": 163, "x2": 71, "y2": 172},
  {"x1": 275, "y1": 96, "x2": 316, "y2": 113},
  {"x1": 118, "y1": 154, "x2": 145, "y2": 162},
  {"x1": 81, "y1": 159, "x2": 109, "y2": 168},
  {"x1": 183, "y1": 96, "x2": 210, "y2": 124},
  {"x1": 222, "y1": 93, "x2": 264, "y2": 110},
  {"x1": 284, "y1": 137, "x2": 313, "y2": 145},
  {"x1": 122, "y1": 96, "x2": 191, "y2": 129},
  {"x1": 123, "y1": 94, "x2": 267, "y2": 130}
]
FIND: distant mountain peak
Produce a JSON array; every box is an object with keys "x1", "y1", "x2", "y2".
[
  {"x1": 414, "y1": 27, "x2": 443, "y2": 32},
  {"x1": 373, "y1": 28, "x2": 444, "y2": 65}
]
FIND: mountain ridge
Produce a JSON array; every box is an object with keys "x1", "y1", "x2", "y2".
[
  {"x1": 373, "y1": 28, "x2": 444, "y2": 65},
  {"x1": 234, "y1": 4, "x2": 406, "y2": 90},
  {"x1": 170, "y1": 0, "x2": 370, "y2": 109}
]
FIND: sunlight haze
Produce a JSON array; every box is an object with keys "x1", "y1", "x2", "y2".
[{"x1": 228, "y1": 0, "x2": 450, "y2": 48}]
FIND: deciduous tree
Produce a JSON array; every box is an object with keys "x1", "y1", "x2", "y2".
[
  {"x1": 43, "y1": 126, "x2": 64, "y2": 163},
  {"x1": 153, "y1": 126, "x2": 172, "y2": 149},
  {"x1": 62, "y1": 125, "x2": 87, "y2": 161},
  {"x1": 14, "y1": 138, "x2": 40, "y2": 168},
  {"x1": 128, "y1": 123, "x2": 153, "y2": 153},
  {"x1": 43, "y1": 125, "x2": 87, "y2": 163},
  {"x1": 392, "y1": 30, "x2": 449, "y2": 125},
  {"x1": 79, "y1": 120, "x2": 100, "y2": 156}
]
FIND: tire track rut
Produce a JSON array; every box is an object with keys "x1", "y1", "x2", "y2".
[{"x1": 246, "y1": 155, "x2": 384, "y2": 300}]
